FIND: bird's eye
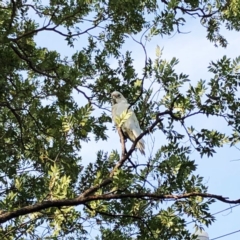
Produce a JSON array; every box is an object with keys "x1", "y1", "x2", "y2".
[{"x1": 118, "y1": 94, "x2": 121, "y2": 97}]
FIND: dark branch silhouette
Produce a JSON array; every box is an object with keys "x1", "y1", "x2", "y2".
[{"x1": 1, "y1": 191, "x2": 240, "y2": 224}]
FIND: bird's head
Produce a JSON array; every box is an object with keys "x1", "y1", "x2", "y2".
[{"x1": 111, "y1": 91, "x2": 127, "y2": 104}]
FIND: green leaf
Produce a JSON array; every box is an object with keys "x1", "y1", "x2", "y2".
[{"x1": 114, "y1": 109, "x2": 132, "y2": 127}]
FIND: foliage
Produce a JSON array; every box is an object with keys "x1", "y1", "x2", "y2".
[
  {"x1": 0, "y1": 0, "x2": 239, "y2": 239},
  {"x1": 114, "y1": 110, "x2": 133, "y2": 127}
]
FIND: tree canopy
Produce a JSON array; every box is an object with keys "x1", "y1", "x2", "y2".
[{"x1": 0, "y1": 0, "x2": 240, "y2": 239}]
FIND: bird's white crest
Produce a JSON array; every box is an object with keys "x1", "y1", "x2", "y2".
[{"x1": 111, "y1": 91, "x2": 145, "y2": 155}]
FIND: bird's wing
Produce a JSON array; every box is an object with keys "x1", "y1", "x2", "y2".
[
  {"x1": 123, "y1": 110, "x2": 145, "y2": 155},
  {"x1": 124, "y1": 113, "x2": 142, "y2": 140}
]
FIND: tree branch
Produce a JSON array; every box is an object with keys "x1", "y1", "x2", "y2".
[
  {"x1": 8, "y1": 0, "x2": 17, "y2": 32},
  {"x1": 128, "y1": 29, "x2": 149, "y2": 109},
  {"x1": 0, "y1": 102, "x2": 25, "y2": 149},
  {"x1": 10, "y1": 8, "x2": 108, "y2": 41},
  {"x1": 161, "y1": 0, "x2": 219, "y2": 18},
  {"x1": 0, "y1": 191, "x2": 240, "y2": 224},
  {"x1": 10, "y1": 44, "x2": 56, "y2": 78}
]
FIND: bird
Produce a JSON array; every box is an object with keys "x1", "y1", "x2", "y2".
[{"x1": 111, "y1": 91, "x2": 145, "y2": 155}]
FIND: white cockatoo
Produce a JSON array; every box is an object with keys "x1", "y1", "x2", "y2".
[{"x1": 111, "y1": 91, "x2": 145, "y2": 155}]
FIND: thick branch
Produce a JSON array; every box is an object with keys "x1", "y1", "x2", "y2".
[{"x1": 0, "y1": 192, "x2": 239, "y2": 224}]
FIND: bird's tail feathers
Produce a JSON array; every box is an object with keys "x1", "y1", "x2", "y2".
[{"x1": 137, "y1": 139, "x2": 145, "y2": 156}]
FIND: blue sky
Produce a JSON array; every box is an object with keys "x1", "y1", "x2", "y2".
[{"x1": 34, "y1": 11, "x2": 240, "y2": 239}]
